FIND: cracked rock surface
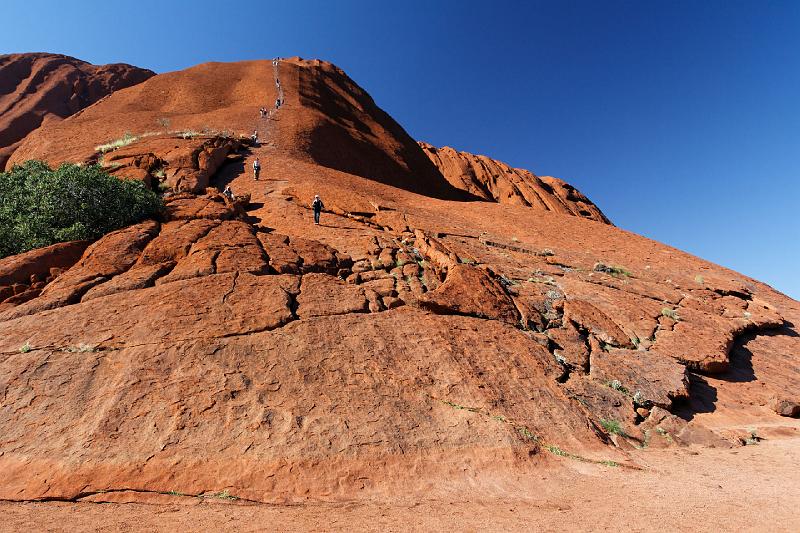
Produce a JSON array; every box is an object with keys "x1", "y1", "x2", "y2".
[{"x1": 1, "y1": 57, "x2": 799, "y2": 504}]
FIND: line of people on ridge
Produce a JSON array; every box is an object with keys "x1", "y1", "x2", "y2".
[{"x1": 223, "y1": 58, "x2": 324, "y2": 225}]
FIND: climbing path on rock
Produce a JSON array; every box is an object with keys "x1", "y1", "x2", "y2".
[{"x1": 258, "y1": 58, "x2": 282, "y2": 148}]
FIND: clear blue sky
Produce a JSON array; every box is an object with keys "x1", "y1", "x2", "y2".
[{"x1": 4, "y1": 0, "x2": 799, "y2": 299}]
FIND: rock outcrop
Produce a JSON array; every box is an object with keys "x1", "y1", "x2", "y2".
[
  {"x1": 0, "y1": 56, "x2": 798, "y2": 505},
  {"x1": 99, "y1": 134, "x2": 245, "y2": 191},
  {"x1": 419, "y1": 142, "x2": 610, "y2": 223},
  {"x1": 0, "y1": 240, "x2": 89, "y2": 310},
  {"x1": 0, "y1": 53, "x2": 154, "y2": 169}
]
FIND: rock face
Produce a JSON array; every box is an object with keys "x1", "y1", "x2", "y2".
[
  {"x1": 100, "y1": 134, "x2": 245, "y2": 191},
  {"x1": 0, "y1": 240, "x2": 89, "y2": 310},
  {"x1": 0, "y1": 57, "x2": 798, "y2": 505},
  {"x1": 0, "y1": 53, "x2": 154, "y2": 169},
  {"x1": 419, "y1": 142, "x2": 610, "y2": 223}
]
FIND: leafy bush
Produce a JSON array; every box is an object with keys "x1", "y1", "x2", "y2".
[{"x1": 0, "y1": 160, "x2": 162, "y2": 258}]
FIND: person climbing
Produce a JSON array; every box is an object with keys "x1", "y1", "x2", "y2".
[
  {"x1": 253, "y1": 157, "x2": 261, "y2": 181},
  {"x1": 223, "y1": 185, "x2": 234, "y2": 200},
  {"x1": 312, "y1": 194, "x2": 324, "y2": 225},
  {"x1": 259, "y1": 107, "x2": 266, "y2": 118},
  {"x1": 275, "y1": 97, "x2": 281, "y2": 109},
  {"x1": 251, "y1": 130, "x2": 258, "y2": 144}
]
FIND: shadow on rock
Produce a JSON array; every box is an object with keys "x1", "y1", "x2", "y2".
[{"x1": 674, "y1": 372, "x2": 718, "y2": 422}]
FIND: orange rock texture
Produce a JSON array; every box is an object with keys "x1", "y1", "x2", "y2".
[
  {"x1": 419, "y1": 142, "x2": 610, "y2": 223},
  {"x1": 0, "y1": 53, "x2": 154, "y2": 169},
  {"x1": 0, "y1": 56, "x2": 798, "y2": 504}
]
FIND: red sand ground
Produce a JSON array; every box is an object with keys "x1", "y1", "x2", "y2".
[{"x1": 1, "y1": 439, "x2": 798, "y2": 531}]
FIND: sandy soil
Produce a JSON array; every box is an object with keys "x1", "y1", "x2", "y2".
[{"x1": 1, "y1": 436, "x2": 797, "y2": 532}]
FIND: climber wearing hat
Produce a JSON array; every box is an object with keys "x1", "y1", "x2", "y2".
[{"x1": 312, "y1": 194, "x2": 324, "y2": 225}]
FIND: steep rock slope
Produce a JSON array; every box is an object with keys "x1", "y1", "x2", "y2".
[
  {"x1": 0, "y1": 53, "x2": 154, "y2": 169},
  {"x1": 8, "y1": 58, "x2": 466, "y2": 200},
  {"x1": 0, "y1": 57, "x2": 798, "y2": 504},
  {"x1": 419, "y1": 142, "x2": 610, "y2": 224}
]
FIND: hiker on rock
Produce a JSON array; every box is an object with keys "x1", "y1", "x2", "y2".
[
  {"x1": 223, "y1": 185, "x2": 234, "y2": 200},
  {"x1": 253, "y1": 157, "x2": 261, "y2": 181},
  {"x1": 251, "y1": 130, "x2": 258, "y2": 144},
  {"x1": 275, "y1": 97, "x2": 282, "y2": 109},
  {"x1": 259, "y1": 107, "x2": 266, "y2": 118},
  {"x1": 312, "y1": 194, "x2": 324, "y2": 225}
]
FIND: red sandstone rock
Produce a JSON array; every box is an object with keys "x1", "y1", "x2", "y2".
[
  {"x1": 772, "y1": 398, "x2": 800, "y2": 418},
  {"x1": 296, "y1": 273, "x2": 368, "y2": 318},
  {"x1": 137, "y1": 219, "x2": 220, "y2": 266},
  {"x1": 563, "y1": 299, "x2": 634, "y2": 349},
  {"x1": 165, "y1": 193, "x2": 236, "y2": 221},
  {"x1": 418, "y1": 264, "x2": 519, "y2": 324},
  {"x1": 0, "y1": 57, "x2": 797, "y2": 506},
  {"x1": 589, "y1": 348, "x2": 689, "y2": 409},
  {"x1": 257, "y1": 232, "x2": 302, "y2": 273},
  {"x1": 547, "y1": 320, "x2": 590, "y2": 370},
  {"x1": 101, "y1": 135, "x2": 242, "y2": 192},
  {"x1": 0, "y1": 240, "x2": 89, "y2": 306},
  {"x1": 1, "y1": 221, "x2": 158, "y2": 320},
  {"x1": 419, "y1": 142, "x2": 610, "y2": 224},
  {"x1": 157, "y1": 220, "x2": 267, "y2": 284},
  {"x1": 0, "y1": 53, "x2": 153, "y2": 169}
]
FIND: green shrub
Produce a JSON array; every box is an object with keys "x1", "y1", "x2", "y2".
[
  {"x1": 599, "y1": 418, "x2": 627, "y2": 436},
  {"x1": 0, "y1": 161, "x2": 162, "y2": 258}
]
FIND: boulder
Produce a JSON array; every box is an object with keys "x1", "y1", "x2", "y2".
[
  {"x1": 589, "y1": 348, "x2": 689, "y2": 408},
  {"x1": 772, "y1": 398, "x2": 800, "y2": 418},
  {"x1": 418, "y1": 264, "x2": 519, "y2": 324},
  {"x1": 0, "y1": 240, "x2": 89, "y2": 290}
]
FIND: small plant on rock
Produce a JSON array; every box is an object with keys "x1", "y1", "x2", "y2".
[
  {"x1": 600, "y1": 418, "x2": 627, "y2": 437},
  {"x1": 65, "y1": 343, "x2": 98, "y2": 353},
  {"x1": 19, "y1": 342, "x2": 32, "y2": 353},
  {"x1": 209, "y1": 489, "x2": 238, "y2": 500},
  {"x1": 744, "y1": 429, "x2": 762, "y2": 445},
  {"x1": 594, "y1": 262, "x2": 632, "y2": 278},
  {"x1": 661, "y1": 307, "x2": 680, "y2": 320},
  {"x1": 95, "y1": 132, "x2": 138, "y2": 153},
  {"x1": 608, "y1": 379, "x2": 624, "y2": 392},
  {"x1": 632, "y1": 390, "x2": 645, "y2": 407},
  {"x1": 546, "y1": 444, "x2": 568, "y2": 457}
]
